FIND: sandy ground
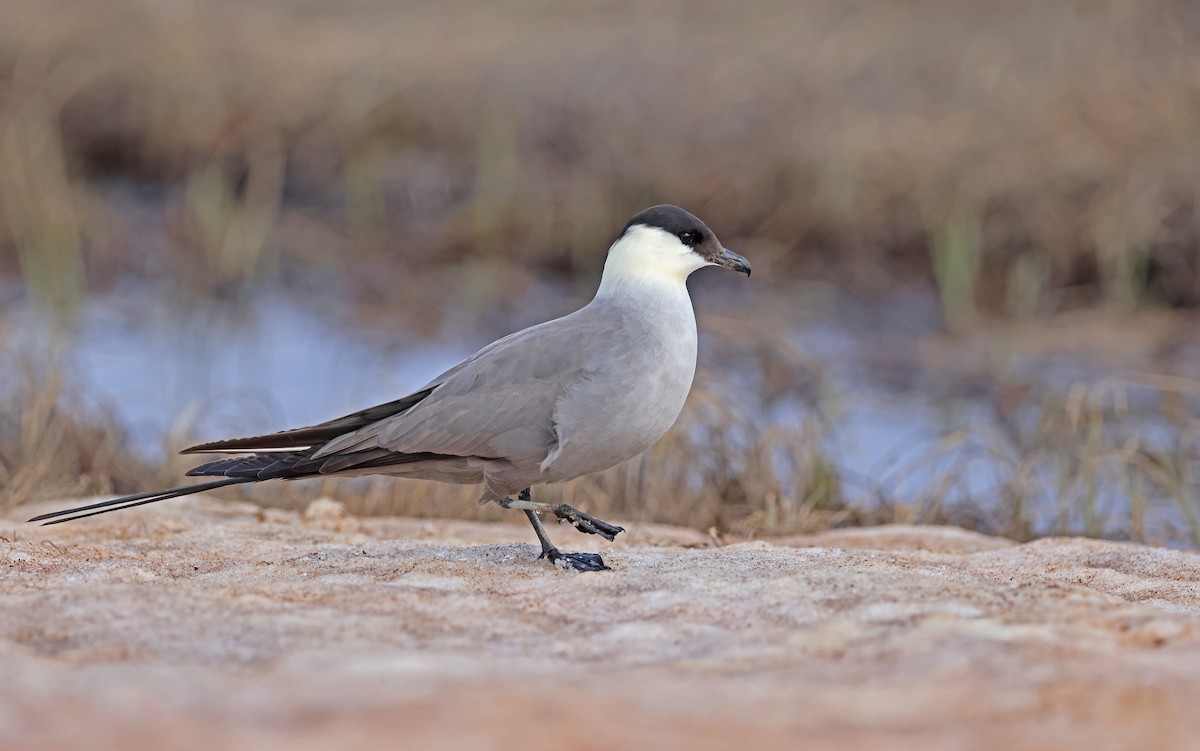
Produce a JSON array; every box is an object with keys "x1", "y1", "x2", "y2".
[{"x1": 3, "y1": 497, "x2": 1200, "y2": 751}]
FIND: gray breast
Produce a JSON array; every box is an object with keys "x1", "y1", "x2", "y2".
[{"x1": 539, "y1": 293, "x2": 698, "y2": 481}]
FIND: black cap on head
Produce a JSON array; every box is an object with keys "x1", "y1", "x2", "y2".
[{"x1": 621, "y1": 204, "x2": 708, "y2": 239}]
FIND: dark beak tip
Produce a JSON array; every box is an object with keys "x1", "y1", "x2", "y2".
[{"x1": 717, "y1": 247, "x2": 751, "y2": 276}]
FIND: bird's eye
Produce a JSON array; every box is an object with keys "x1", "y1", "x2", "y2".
[{"x1": 679, "y1": 230, "x2": 700, "y2": 246}]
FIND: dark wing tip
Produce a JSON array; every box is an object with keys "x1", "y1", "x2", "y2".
[
  {"x1": 180, "y1": 439, "x2": 234, "y2": 455},
  {"x1": 180, "y1": 435, "x2": 310, "y2": 455},
  {"x1": 178, "y1": 389, "x2": 438, "y2": 455}
]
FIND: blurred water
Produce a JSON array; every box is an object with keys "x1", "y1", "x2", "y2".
[
  {"x1": 11, "y1": 284, "x2": 471, "y2": 454},
  {"x1": 8, "y1": 280, "x2": 1195, "y2": 540},
  {"x1": 10, "y1": 281, "x2": 992, "y2": 486}
]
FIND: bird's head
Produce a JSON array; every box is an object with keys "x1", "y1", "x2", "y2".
[{"x1": 598, "y1": 205, "x2": 751, "y2": 294}]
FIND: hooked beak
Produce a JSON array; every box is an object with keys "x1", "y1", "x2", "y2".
[{"x1": 714, "y1": 248, "x2": 751, "y2": 276}]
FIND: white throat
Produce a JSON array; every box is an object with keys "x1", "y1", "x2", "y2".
[{"x1": 594, "y1": 225, "x2": 706, "y2": 301}]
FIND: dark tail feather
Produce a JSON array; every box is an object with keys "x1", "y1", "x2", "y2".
[{"x1": 27, "y1": 478, "x2": 253, "y2": 526}]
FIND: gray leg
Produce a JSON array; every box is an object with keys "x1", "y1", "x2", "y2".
[
  {"x1": 501, "y1": 490, "x2": 625, "y2": 541},
  {"x1": 507, "y1": 490, "x2": 614, "y2": 572}
]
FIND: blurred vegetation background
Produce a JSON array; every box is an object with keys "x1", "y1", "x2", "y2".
[{"x1": 2, "y1": 0, "x2": 1199, "y2": 544}]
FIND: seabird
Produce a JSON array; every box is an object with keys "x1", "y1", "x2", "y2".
[{"x1": 30, "y1": 204, "x2": 751, "y2": 570}]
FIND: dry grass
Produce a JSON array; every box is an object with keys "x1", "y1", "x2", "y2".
[
  {"x1": 3, "y1": 0, "x2": 1200, "y2": 318},
  {"x1": 4, "y1": 325, "x2": 1197, "y2": 547},
  {"x1": 0, "y1": 359, "x2": 150, "y2": 509},
  {"x1": 260, "y1": 367, "x2": 1200, "y2": 546}
]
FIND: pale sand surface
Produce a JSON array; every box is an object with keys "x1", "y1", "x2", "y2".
[{"x1": 3, "y1": 497, "x2": 1200, "y2": 750}]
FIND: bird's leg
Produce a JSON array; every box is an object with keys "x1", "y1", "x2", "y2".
[
  {"x1": 506, "y1": 490, "x2": 612, "y2": 572},
  {"x1": 522, "y1": 510, "x2": 609, "y2": 572},
  {"x1": 500, "y1": 490, "x2": 625, "y2": 541}
]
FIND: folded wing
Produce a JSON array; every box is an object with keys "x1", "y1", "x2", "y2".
[
  {"x1": 312, "y1": 310, "x2": 617, "y2": 466},
  {"x1": 185, "y1": 307, "x2": 621, "y2": 473}
]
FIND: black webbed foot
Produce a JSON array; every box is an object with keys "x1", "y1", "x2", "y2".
[
  {"x1": 540, "y1": 547, "x2": 611, "y2": 572},
  {"x1": 553, "y1": 505, "x2": 625, "y2": 541}
]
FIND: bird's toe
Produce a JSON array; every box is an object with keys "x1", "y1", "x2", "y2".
[
  {"x1": 554, "y1": 505, "x2": 626, "y2": 541},
  {"x1": 585, "y1": 517, "x2": 626, "y2": 541},
  {"x1": 540, "y1": 548, "x2": 611, "y2": 572}
]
